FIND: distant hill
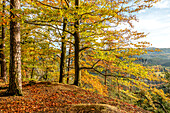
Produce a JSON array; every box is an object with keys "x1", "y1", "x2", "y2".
[
  {"x1": 137, "y1": 48, "x2": 170, "y2": 67},
  {"x1": 141, "y1": 48, "x2": 170, "y2": 59}
]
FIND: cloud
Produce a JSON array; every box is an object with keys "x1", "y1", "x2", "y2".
[
  {"x1": 139, "y1": 10, "x2": 146, "y2": 13},
  {"x1": 108, "y1": 0, "x2": 170, "y2": 48},
  {"x1": 132, "y1": 4, "x2": 170, "y2": 48},
  {"x1": 153, "y1": 0, "x2": 170, "y2": 9}
]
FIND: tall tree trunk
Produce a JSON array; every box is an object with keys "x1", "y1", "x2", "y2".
[
  {"x1": 67, "y1": 44, "x2": 71, "y2": 84},
  {"x1": 7, "y1": 0, "x2": 22, "y2": 96},
  {"x1": 0, "y1": 0, "x2": 7, "y2": 82},
  {"x1": 59, "y1": 18, "x2": 67, "y2": 83},
  {"x1": 73, "y1": 0, "x2": 80, "y2": 86},
  {"x1": 44, "y1": 40, "x2": 51, "y2": 81},
  {"x1": 31, "y1": 37, "x2": 36, "y2": 79}
]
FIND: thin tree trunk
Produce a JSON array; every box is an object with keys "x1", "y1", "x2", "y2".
[
  {"x1": 104, "y1": 75, "x2": 107, "y2": 86},
  {"x1": 43, "y1": 40, "x2": 51, "y2": 81},
  {"x1": 67, "y1": 44, "x2": 71, "y2": 84},
  {"x1": 0, "y1": 0, "x2": 7, "y2": 82},
  {"x1": 117, "y1": 77, "x2": 120, "y2": 99},
  {"x1": 31, "y1": 38, "x2": 36, "y2": 79},
  {"x1": 25, "y1": 68, "x2": 29, "y2": 78},
  {"x1": 104, "y1": 68, "x2": 107, "y2": 86},
  {"x1": 44, "y1": 67, "x2": 48, "y2": 80},
  {"x1": 59, "y1": 18, "x2": 67, "y2": 83},
  {"x1": 7, "y1": 0, "x2": 22, "y2": 96},
  {"x1": 31, "y1": 67, "x2": 34, "y2": 79},
  {"x1": 73, "y1": 0, "x2": 80, "y2": 86}
]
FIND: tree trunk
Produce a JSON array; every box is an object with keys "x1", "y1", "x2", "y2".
[
  {"x1": 104, "y1": 68, "x2": 107, "y2": 86},
  {"x1": 73, "y1": 0, "x2": 80, "y2": 86},
  {"x1": 59, "y1": 18, "x2": 67, "y2": 83},
  {"x1": 44, "y1": 67, "x2": 48, "y2": 80},
  {"x1": 67, "y1": 44, "x2": 71, "y2": 84},
  {"x1": 7, "y1": 0, "x2": 22, "y2": 96},
  {"x1": 117, "y1": 77, "x2": 120, "y2": 99},
  {"x1": 31, "y1": 67, "x2": 34, "y2": 79},
  {"x1": 0, "y1": 0, "x2": 7, "y2": 82},
  {"x1": 104, "y1": 75, "x2": 107, "y2": 86}
]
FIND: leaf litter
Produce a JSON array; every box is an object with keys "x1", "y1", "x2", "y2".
[{"x1": 0, "y1": 81, "x2": 150, "y2": 113}]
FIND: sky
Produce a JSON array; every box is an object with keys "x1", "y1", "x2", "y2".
[{"x1": 133, "y1": 0, "x2": 170, "y2": 48}]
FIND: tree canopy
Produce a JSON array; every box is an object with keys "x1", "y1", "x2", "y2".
[{"x1": 0, "y1": 0, "x2": 169, "y2": 112}]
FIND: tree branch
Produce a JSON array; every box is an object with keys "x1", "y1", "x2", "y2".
[
  {"x1": 36, "y1": 0, "x2": 64, "y2": 10},
  {"x1": 79, "y1": 47, "x2": 91, "y2": 52},
  {"x1": 24, "y1": 21, "x2": 74, "y2": 36},
  {"x1": 26, "y1": 20, "x2": 62, "y2": 23},
  {"x1": 66, "y1": 41, "x2": 75, "y2": 46},
  {"x1": 80, "y1": 59, "x2": 100, "y2": 70},
  {"x1": 64, "y1": 0, "x2": 70, "y2": 7},
  {"x1": 153, "y1": 101, "x2": 168, "y2": 113}
]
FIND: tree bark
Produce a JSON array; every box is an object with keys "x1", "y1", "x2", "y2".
[
  {"x1": 31, "y1": 67, "x2": 34, "y2": 79},
  {"x1": 73, "y1": 0, "x2": 80, "y2": 86},
  {"x1": 67, "y1": 44, "x2": 71, "y2": 84},
  {"x1": 7, "y1": 0, "x2": 22, "y2": 96},
  {"x1": 59, "y1": 18, "x2": 67, "y2": 83},
  {"x1": 0, "y1": 0, "x2": 7, "y2": 82}
]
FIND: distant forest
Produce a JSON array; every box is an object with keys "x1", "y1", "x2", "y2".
[{"x1": 136, "y1": 48, "x2": 170, "y2": 67}]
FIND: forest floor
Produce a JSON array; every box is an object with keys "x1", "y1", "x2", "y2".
[{"x1": 0, "y1": 81, "x2": 150, "y2": 113}]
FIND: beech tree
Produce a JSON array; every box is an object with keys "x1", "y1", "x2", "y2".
[
  {"x1": 59, "y1": 18, "x2": 67, "y2": 83},
  {"x1": 20, "y1": 24, "x2": 60, "y2": 80},
  {"x1": 7, "y1": 0, "x2": 22, "y2": 95},
  {"x1": 10, "y1": 0, "x2": 169, "y2": 108},
  {"x1": 22, "y1": 0, "x2": 69, "y2": 82},
  {"x1": 0, "y1": 0, "x2": 7, "y2": 82},
  {"x1": 73, "y1": 0, "x2": 80, "y2": 86},
  {"x1": 24, "y1": 0, "x2": 160, "y2": 85},
  {"x1": 70, "y1": 0, "x2": 160, "y2": 87}
]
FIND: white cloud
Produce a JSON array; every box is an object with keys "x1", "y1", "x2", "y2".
[
  {"x1": 108, "y1": 0, "x2": 170, "y2": 48},
  {"x1": 132, "y1": 4, "x2": 170, "y2": 48},
  {"x1": 134, "y1": 17, "x2": 170, "y2": 31},
  {"x1": 153, "y1": 0, "x2": 170, "y2": 9},
  {"x1": 139, "y1": 10, "x2": 146, "y2": 13}
]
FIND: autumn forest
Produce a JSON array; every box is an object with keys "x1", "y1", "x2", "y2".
[{"x1": 0, "y1": 0, "x2": 169, "y2": 112}]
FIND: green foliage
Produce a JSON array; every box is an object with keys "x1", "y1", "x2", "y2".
[
  {"x1": 135, "y1": 92, "x2": 170, "y2": 113},
  {"x1": 132, "y1": 72, "x2": 170, "y2": 113}
]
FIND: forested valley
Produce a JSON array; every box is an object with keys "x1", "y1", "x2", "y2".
[{"x1": 0, "y1": 0, "x2": 169, "y2": 112}]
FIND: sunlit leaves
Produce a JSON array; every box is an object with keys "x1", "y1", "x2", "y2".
[{"x1": 1, "y1": 0, "x2": 167, "y2": 111}]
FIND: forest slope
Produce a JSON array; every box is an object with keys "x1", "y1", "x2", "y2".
[
  {"x1": 138, "y1": 48, "x2": 170, "y2": 66},
  {"x1": 0, "y1": 81, "x2": 150, "y2": 113}
]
